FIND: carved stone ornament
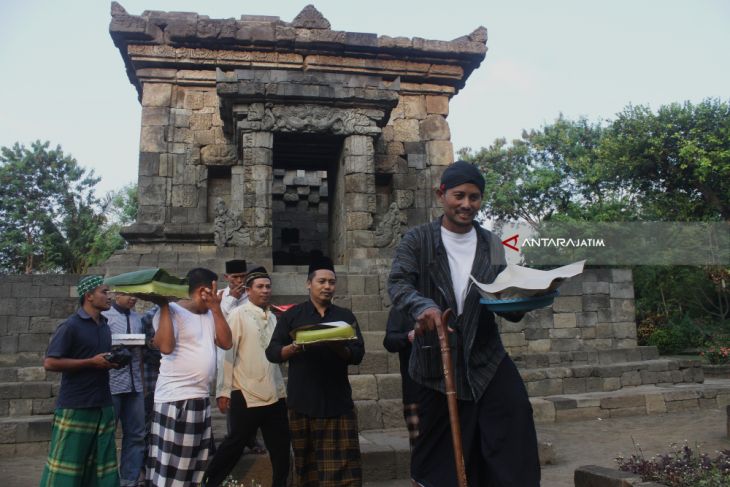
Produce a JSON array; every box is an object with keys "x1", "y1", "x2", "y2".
[
  {"x1": 260, "y1": 104, "x2": 380, "y2": 135},
  {"x1": 374, "y1": 202, "x2": 407, "y2": 248},
  {"x1": 214, "y1": 198, "x2": 269, "y2": 247}
]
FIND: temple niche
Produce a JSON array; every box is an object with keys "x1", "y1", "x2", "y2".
[{"x1": 105, "y1": 2, "x2": 487, "y2": 275}]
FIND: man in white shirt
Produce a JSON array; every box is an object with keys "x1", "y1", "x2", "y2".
[
  {"x1": 220, "y1": 259, "x2": 248, "y2": 318},
  {"x1": 146, "y1": 268, "x2": 233, "y2": 486},
  {"x1": 204, "y1": 266, "x2": 290, "y2": 487}
]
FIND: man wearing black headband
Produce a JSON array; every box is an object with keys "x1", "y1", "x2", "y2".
[
  {"x1": 266, "y1": 256, "x2": 365, "y2": 486},
  {"x1": 204, "y1": 267, "x2": 291, "y2": 487},
  {"x1": 388, "y1": 161, "x2": 540, "y2": 486}
]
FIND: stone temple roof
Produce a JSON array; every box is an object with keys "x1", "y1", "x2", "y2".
[{"x1": 110, "y1": 2, "x2": 488, "y2": 95}]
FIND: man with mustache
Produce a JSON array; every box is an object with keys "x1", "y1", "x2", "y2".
[{"x1": 388, "y1": 160, "x2": 540, "y2": 486}]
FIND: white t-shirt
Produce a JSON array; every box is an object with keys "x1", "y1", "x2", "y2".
[
  {"x1": 153, "y1": 302, "x2": 217, "y2": 403},
  {"x1": 441, "y1": 226, "x2": 477, "y2": 315},
  {"x1": 221, "y1": 286, "x2": 249, "y2": 319}
]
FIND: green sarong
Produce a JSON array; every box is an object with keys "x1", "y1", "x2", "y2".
[{"x1": 39, "y1": 406, "x2": 119, "y2": 487}]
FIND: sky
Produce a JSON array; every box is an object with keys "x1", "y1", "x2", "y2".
[{"x1": 1, "y1": 0, "x2": 728, "y2": 195}]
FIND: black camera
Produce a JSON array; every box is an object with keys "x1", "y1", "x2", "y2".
[{"x1": 104, "y1": 347, "x2": 132, "y2": 367}]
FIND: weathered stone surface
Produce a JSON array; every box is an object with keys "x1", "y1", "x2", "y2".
[
  {"x1": 141, "y1": 83, "x2": 172, "y2": 107},
  {"x1": 200, "y1": 144, "x2": 235, "y2": 165},
  {"x1": 425, "y1": 95, "x2": 449, "y2": 115},
  {"x1": 419, "y1": 115, "x2": 451, "y2": 140},
  {"x1": 425, "y1": 140, "x2": 454, "y2": 166}
]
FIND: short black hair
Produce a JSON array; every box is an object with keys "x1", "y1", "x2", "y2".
[{"x1": 186, "y1": 268, "x2": 218, "y2": 294}]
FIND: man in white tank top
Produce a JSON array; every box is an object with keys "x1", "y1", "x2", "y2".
[{"x1": 146, "y1": 268, "x2": 233, "y2": 486}]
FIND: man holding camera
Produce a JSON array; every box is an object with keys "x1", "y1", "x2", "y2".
[
  {"x1": 103, "y1": 293, "x2": 146, "y2": 487},
  {"x1": 40, "y1": 275, "x2": 121, "y2": 487}
]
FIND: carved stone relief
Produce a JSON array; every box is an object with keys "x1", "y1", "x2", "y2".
[{"x1": 374, "y1": 202, "x2": 407, "y2": 248}]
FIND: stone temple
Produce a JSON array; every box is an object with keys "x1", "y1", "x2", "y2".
[
  {"x1": 1, "y1": 4, "x2": 728, "y2": 482},
  {"x1": 105, "y1": 2, "x2": 489, "y2": 275}
]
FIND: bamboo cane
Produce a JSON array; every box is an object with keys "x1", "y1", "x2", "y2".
[{"x1": 437, "y1": 308, "x2": 468, "y2": 487}]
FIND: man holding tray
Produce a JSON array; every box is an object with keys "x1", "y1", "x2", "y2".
[
  {"x1": 266, "y1": 256, "x2": 365, "y2": 487},
  {"x1": 387, "y1": 161, "x2": 540, "y2": 487},
  {"x1": 146, "y1": 268, "x2": 233, "y2": 486},
  {"x1": 102, "y1": 293, "x2": 146, "y2": 486},
  {"x1": 204, "y1": 266, "x2": 290, "y2": 486}
]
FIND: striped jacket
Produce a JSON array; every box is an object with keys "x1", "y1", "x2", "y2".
[{"x1": 387, "y1": 217, "x2": 508, "y2": 401}]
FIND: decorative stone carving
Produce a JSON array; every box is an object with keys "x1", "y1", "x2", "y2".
[
  {"x1": 259, "y1": 105, "x2": 380, "y2": 135},
  {"x1": 291, "y1": 5, "x2": 331, "y2": 29},
  {"x1": 213, "y1": 198, "x2": 243, "y2": 247},
  {"x1": 374, "y1": 202, "x2": 407, "y2": 248},
  {"x1": 213, "y1": 198, "x2": 270, "y2": 247}
]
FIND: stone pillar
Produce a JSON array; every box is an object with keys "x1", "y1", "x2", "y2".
[
  {"x1": 241, "y1": 131, "x2": 274, "y2": 267},
  {"x1": 137, "y1": 82, "x2": 173, "y2": 225},
  {"x1": 342, "y1": 135, "x2": 376, "y2": 270}
]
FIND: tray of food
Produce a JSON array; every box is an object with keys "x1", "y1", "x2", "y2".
[
  {"x1": 291, "y1": 321, "x2": 357, "y2": 345},
  {"x1": 111, "y1": 333, "x2": 146, "y2": 347},
  {"x1": 479, "y1": 290, "x2": 560, "y2": 312},
  {"x1": 104, "y1": 268, "x2": 189, "y2": 301}
]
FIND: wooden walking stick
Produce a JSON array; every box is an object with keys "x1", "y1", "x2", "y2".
[{"x1": 437, "y1": 308, "x2": 468, "y2": 487}]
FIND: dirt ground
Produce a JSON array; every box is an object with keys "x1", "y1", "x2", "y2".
[{"x1": 5, "y1": 408, "x2": 728, "y2": 487}]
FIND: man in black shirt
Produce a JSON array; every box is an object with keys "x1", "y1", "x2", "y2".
[
  {"x1": 266, "y1": 256, "x2": 365, "y2": 487},
  {"x1": 382, "y1": 307, "x2": 421, "y2": 449}
]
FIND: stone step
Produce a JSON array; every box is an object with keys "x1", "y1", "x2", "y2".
[
  {"x1": 530, "y1": 378, "x2": 730, "y2": 423},
  {"x1": 0, "y1": 415, "x2": 53, "y2": 453},
  {"x1": 0, "y1": 352, "x2": 46, "y2": 367},
  {"x1": 521, "y1": 358, "x2": 703, "y2": 396},
  {"x1": 512, "y1": 346, "x2": 660, "y2": 368},
  {"x1": 214, "y1": 421, "x2": 555, "y2": 483},
  {"x1": 0, "y1": 366, "x2": 57, "y2": 383},
  {"x1": 0, "y1": 381, "x2": 58, "y2": 417}
]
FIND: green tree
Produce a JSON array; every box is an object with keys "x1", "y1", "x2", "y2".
[
  {"x1": 460, "y1": 98, "x2": 730, "y2": 327},
  {"x1": 601, "y1": 98, "x2": 730, "y2": 221},
  {"x1": 0, "y1": 141, "x2": 135, "y2": 274},
  {"x1": 459, "y1": 115, "x2": 634, "y2": 225}
]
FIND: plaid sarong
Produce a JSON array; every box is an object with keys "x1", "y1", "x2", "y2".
[
  {"x1": 403, "y1": 403, "x2": 420, "y2": 447},
  {"x1": 146, "y1": 398, "x2": 212, "y2": 486},
  {"x1": 39, "y1": 406, "x2": 119, "y2": 487},
  {"x1": 288, "y1": 409, "x2": 362, "y2": 487}
]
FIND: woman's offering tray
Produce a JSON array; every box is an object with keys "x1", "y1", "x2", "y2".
[{"x1": 292, "y1": 321, "x2": 357, "y2": 345}]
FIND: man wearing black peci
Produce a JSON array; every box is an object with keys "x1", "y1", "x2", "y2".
[{"x1": 266, "y1": 256, "x2": 365, "y2": 487}]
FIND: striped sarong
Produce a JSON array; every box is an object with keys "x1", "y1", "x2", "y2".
[
  {"x1": 288, "y1": 409, "x2": 362, "y2": 487},
  {"x1": 39, "y1": 406, "x2": 119, "y2": 487},
  {"x1": 146, "y1": 398, "x2": 212, "y2": 486}
]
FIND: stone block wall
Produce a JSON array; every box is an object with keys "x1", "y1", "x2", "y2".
[
  {"x1": 373, "y1": 88, "x2": 455, "y2": 233},
  {"x1": 138, "y1": 77, "x2": 232, "y2": 227},
  {"x1": 499, "y1": 268, "x2": 637, "y2": 354}
]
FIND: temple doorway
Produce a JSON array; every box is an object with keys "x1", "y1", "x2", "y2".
[{"x1": 271, "y1": 132, "x2": 344, "y2": 266}]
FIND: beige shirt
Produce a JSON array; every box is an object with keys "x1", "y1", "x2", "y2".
[{"x1": 216, "y1": 300, "x2": 286, "y2": 407}]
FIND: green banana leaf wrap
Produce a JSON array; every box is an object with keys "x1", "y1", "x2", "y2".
[
  {"x1": 104, "y1": 268, "x2": 189, "y2": 300},
  {"x1": 292, "y1": 322, "x2": 356, "y2": 345}
]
